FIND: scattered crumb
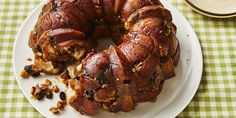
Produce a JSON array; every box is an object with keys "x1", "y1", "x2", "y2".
[
  {"x1": 57, "y1": 100, "x2": 66, "y2": 110},
  {"x1": 61, "y1": 79, "x2": 69, "y2": 87},
  {"x1": 50, "y1": 100, "x2": 67, "y2": 114},
  {"x1": 27, "y1": 58, "x2": 32, "y2": 61},
  {"x1": 31, "y1": 86, "x2": 36, "y2": 95},
  {"x1": 49, "y1": 107, "x2": 60, "y2": 114},
  {"x1": 186, "y1": 59, "x2": 189, "y2": 62},
  {"x1": 31, "y1": 84, "x2": 46, "y2": 100},
  {"x1": 30, "y1": 79, "x2": 69, "y2": 114},
  {"x1": 31, "y1": 80, "x2": 54, "y2": 100},
  {"x1": 60, "y1": 70, "x2": 70, "y2": 80},
  {"x1": 43, "y1": 79, "x2": 52, "y2": 86},
  {"x1": 52, "y1": 85, "x2": 59, "y2": 93},
  {"x1": 20, "y1": 70, "x2": 29, "y2": 78},
  {"x1": 52, "y1": 77, "x2": 59, "y2": 83}
]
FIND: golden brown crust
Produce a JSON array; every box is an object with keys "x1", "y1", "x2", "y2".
[
  {"x1": 73, "y1": 0, "x2": 98, "y2": 21},
  {"x1": 121, "y1": 0, "x2": 162, "y2": 20},
  {"x1": 160, "y1": 58, "x2": 175, "y2": 79},
  {"x1": 114, "y1": 0, "x2": 126, "y2": 15},
  {"x1": 102, "y1": 0, "x2": 115, "y2": 23},
  {"x1": 69, "y1": 92, "x2": 101, "y2": 115},
  {"x1": 172, "y1": 41, "x2": 180, "y2": 66},
  {"x1": 125, "y1": 5, "x2": 172, "y2": 28}
]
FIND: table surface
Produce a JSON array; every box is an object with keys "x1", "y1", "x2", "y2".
[{"x1": 0, "y1": 0, "x2": 235, "y2": 117}]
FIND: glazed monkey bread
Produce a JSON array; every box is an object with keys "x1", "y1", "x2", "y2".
[{"x1": 28, "y1": 0, "x2": 180, "y2": 115}]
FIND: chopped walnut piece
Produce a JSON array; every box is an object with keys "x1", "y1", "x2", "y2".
[
  {"x1": 60, "y1": 70, "x2": 70, "y2": 80},
  {"x1": 52, "y1": 85, "x2": 59, "y2": 93},
  {"x1": 57, "y1": 101, "x2": 66, "y2": 110},
  {"x1": 30, "y1": 87, "x2": 36, "y2": 95},
  {"x1": 20, "y1": 70, "x2": 29, "y2": 78},
  {"x1": 132, "y1": 62, "x2": 143, "y2": 73},
  {"x1": 49, "y1": 107, "x2": 60, "y2": 114},
  {"x1": 68, "y1": 79, "x2": 81, "y2": 91},
  {"x1": 43, "y1": 79, "x2": 51, "y2": 86},
  {"x1": 32, "y1": 84, "x2": 46, "y2": 100},
  {"x1": 61, "y1": 79, "x2": 69, "y2": 86},
  {"x1": 31, "y1": 82, "x2": 54, "y2": 100}
]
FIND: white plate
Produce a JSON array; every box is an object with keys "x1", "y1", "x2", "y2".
[
  {"x1": 13, "y1": 0, "x2": 203, "y2": 118},
  {"x1": 185, "y1": 0, "x2": 236, "y2": 18}
]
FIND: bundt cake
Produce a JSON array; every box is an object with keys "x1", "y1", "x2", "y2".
[{"x1": 27, "y1": 0, "x2": 180, "y2": 115}]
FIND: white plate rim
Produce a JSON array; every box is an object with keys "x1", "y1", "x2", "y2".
[
  {"x1": 184, "y1": 0, "x2": 236, "y2": 18},
  {"x1": 12, "y1": 0, "x2": 203, "y2": 117}
]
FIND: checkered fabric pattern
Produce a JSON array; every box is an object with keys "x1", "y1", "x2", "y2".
[{"x1": 0, "y1": 0, "x2": 235, "y2": 117}]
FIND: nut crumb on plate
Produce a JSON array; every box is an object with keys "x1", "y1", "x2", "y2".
[
  {"x1": 20, "y1": 70, "x2": 29, "y2": 78},
  {"x1": 57, "y1": 100, "x2": 66, "y2": 110},
  {"x1": 43, "y1": 79, "x2": 51, "y2": 86},
  {"x1": 52, "y1": 85, "x2": 59, "y2": 93},
  {"x1": 49, "y1": 107, "x2": 60, "y2": 114},
  {"x1": 27, "y1": 58, "x2": 32, "y2": 61}
]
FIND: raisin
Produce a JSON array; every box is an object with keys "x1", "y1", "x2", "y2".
[
  {"x1": 31, "y1": 87, "x2": 36, "y2": 95},
  {"x1": 45, "y1": 90, "x2": 53, "y2": 99},
  {"x1": 91, "y1": 48, "x2": 96, "y2": 52},
  {"x1": 52, "y1": 2, "x2": 59, "y2": 12},
  {"x1": 160, "y1": 56, "x2": 168, "y2": 63},
  {"x1": 119, "y1": 27, "x2": 126, "y2": 34},
  {"x1": 24, "y1": 65, "x2": 32, "y2": 73},
  {"x1": 36, "y1": 91, "x2": 45, "y2": 100},
  {"x1": 59, "y1": 92, "x2": 66, "y2": 100},
  {"x1": 123, "y1": 79, "x2": 132, "y2": 84},
  {"x1": 104, "y1": 64, "x2": 110, "y2": 72},
  {"x1": 131, "y1": 62, "x2": 139, "y2": 68},
  {"x1": 36, "y1": 45, "x2": 42, "y2": 53},
  {"x1": 83, "y1": 69, "x2": 89, "y2": 76},
  {"x1": 31, "y1": 72, "x2": 40, "y2": 77},
  {"x1": 84, "y1": 90, "x2": 94, "y2": 100},
  {"x1": 49, "y1": 36, "x2": 54, "y2": 45},
  {"x1": 24, "y1": 65, "x2": 40, "y2": 77},
  {"x1": 96, "y1": 75, "x2": 106, "y2": 85},
  {"x1": 76, "y1": 76, "x2": 80, "y2": 80}
]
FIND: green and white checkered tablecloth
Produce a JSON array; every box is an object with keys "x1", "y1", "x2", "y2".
[{"x1": 0, "y1": 0, "x2": 235, "y2": 117}]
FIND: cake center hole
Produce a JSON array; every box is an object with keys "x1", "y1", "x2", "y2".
[{"x1": 95, "y1": 38, "x2": 116, "y2": 51}]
